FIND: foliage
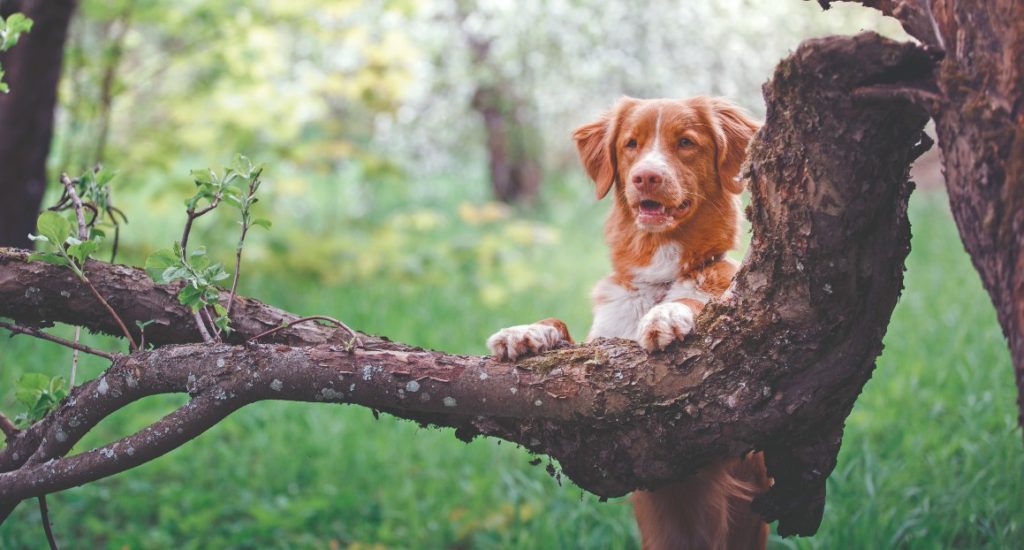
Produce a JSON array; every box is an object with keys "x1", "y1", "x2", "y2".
[
  {"x1": 27, "y1": 211, "x2": 102, "y2": 279},
  {"x1": 145, "y1": 243, "x2": 230, "y2": 323},
  {"x1": 0, "y1": 12, "x2": 33, "y2": 93},
  {"x1": 12, "y1": 373, "x2": 68, "y2": 428},
  {"x1": 145, "y1": 155, "x2": 268, "y2": 334}
]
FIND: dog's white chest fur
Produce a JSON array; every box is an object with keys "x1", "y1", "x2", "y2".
[{"x1": 587, "y1": 244, "x2": 711, "y2": 342}]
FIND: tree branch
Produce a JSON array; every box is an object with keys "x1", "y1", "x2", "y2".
[
  {"x1": 37, "y1": 496, "x2": 58, "y2": 550},
  {"x1": 0, "y1": 320, "x2": 118, "y2": 360},
  {"x1": 0, "y1": 33, "x2": 934, "y2": 535},
  {"x1": 814, "y1": 0, "x2": 945, "y2": 51}
]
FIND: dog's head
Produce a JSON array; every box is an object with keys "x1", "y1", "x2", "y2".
[{"x1": 573, "y1": 96, "x2": 759, "y2": 233}]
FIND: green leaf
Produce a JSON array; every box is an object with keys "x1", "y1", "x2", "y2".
[
  {"x1": 1, "y1": 13, "x2": 34, "y2": 50},
  {"x1": 190, "y1": 168, "x2": 216, "y2": 186},
  {"x1": 95, "y1": 167, "x2": 116, "y2": 187},
  {"x1": 145, "y1": 248, "x2": 181, "y2": 281},
  {"x1": 67, "y1": 239, "x2": 99, "y2": 265},
  {"x1": 27, "y1": 252, "x2": 69, "y2": 266},
  {"x1": 160, "y1": 266, "x2": 191, "y2": 283},
  {"x1": 14, "y1": 373, "x2": 65, "y2": 424},
  {"x1": 190, "y1": 252, "x2": 211, "y2": 272},
  {"x1": 36, "y1": 211, "x2": 72, "y2": 247},
  {"x1": 14, "y1": 373, "x2": 50, "y2": 406},
  {"x1": 48, "y1": 376, "x2": 68, "y2": 400},
  {"x1": 232, "y1": 155, "x2": 254, "y2": 178},
  {"x1": 207, "y1": 265, "x2": 230, "y2": 282},
  {"x1": 202, "y1": 287, "x2": 220, "y2": 302},
  {"x1": 178, "y1": 284, "x2": 204, "y2": 309},
  {"x1": 251, "y1": 218, "x2": 272, "y2": 230}
]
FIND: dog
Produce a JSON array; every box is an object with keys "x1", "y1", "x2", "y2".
[{"x1": 486, "y1": 96, "x2": 770, "y2": 549}]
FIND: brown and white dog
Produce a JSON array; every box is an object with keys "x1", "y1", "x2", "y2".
[{"x1": 486, "y1": 96, "x2": 771, "y2": 549}]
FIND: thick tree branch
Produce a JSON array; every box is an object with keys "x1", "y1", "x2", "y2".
[
  {"x1": 0, "y1": 248, "x2": 343, "y2": 347},
  {"x1": 825, "y1": 0, "x2": 1024, "y2": 431},
  {"x1": 0, "y1": 33, "x2": 933, "y2": 535}
]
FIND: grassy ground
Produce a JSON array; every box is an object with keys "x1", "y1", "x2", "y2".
[{"x1": 1, "y1": 185, "x2": 1022, "y2": 549}]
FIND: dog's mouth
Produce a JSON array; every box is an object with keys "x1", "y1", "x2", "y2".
[{"x1": 635, "y1": 198, "x2": 693, "y2": 227}]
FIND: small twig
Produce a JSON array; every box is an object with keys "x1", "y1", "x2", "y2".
[
  {"x1": 59, "y1": 173, "x2": 88, "y2": 241},
  {"x1": 81, "y1": 278, "x2": 139, "y2": 352},
  {"x1": 38, "y1": 496, "x2": 59, "y2": 550},
  {"x1": 226, "y1": 227, "x2": 250, "y2": 321},
  {"x1": 70, "y1": 327, "x2": 82, "y2": 386},
  {"x1": 200, "y1": 307, "x2": 222, "y2": 343},
  {"x1": 57, "y1": 174, "x2": 137, "y2": 352},
  {"x1": 192, "y1": 310, "x2": 214, "y2": 343},
  {"x1": 180, "y1": 198, "x2": 222, "y2": 255},
  {"x1": 0, "y1": 321, "x2": 118, "y2": 361},
  {"x1": 0, "y1": 411, "x2": 19, "y2": 441},
  {"x1": 107, "y1": 206, "x2": 128, "y2": 263},
  {"x1": 225, "y1": 168, "x2": 262, "y2": 321},
  {"x1": 247, "y1": 315, "x2": 360, "y2": 347}
]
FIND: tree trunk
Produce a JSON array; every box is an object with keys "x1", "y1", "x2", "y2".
[
  {"x1": 456, "y1": 0, "x2": 542, "y2": 204},
  {"x1": 0, "y1": 32, "x2": 933, "y2": 534},
  {"x1": 823, "y1": 0, "x2": 1024, "y2": 429},
  {"x1": 472, "y1": 85, "x2": 542, "y2": 203},
  {"x1": 0, "y1": 0, "x2": 76, "y2": 248}
]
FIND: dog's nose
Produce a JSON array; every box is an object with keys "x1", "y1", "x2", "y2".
[{"x1": 631, "y1": 167, "x2": 664, "y2": 189}]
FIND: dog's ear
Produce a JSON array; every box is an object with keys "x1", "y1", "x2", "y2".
[
  {"x1": 711, "y1": 99, "x2": 761, "y2": 194},
  {"x1": 572, "y1": 97, "x2": 635, "y2": 200}
]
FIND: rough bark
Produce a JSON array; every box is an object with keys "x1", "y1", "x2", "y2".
[
  {"x1": 0, "y1": 0, "x2": 76, "y2": 248},
  {"x1": 823, "y1": 0, "x2": 1024, "y2": 431},
  {"x1": 0, "y1": 33, "x2": 932, "y2": 535}
]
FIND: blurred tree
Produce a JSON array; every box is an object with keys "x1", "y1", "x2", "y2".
[
  {"x1": 456, "y1": 0, "x2": 540, "y2": 203},
  {"x1": 0, "y1": 0, "x2": 76, "y2": 248}
]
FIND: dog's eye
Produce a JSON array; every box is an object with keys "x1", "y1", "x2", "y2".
[
  {"x1": 677, "y1": 137, "x2": 694, "y2": 147},
  {"x1": 625, "y1": 138, "x2": 638, "y2": 149}
]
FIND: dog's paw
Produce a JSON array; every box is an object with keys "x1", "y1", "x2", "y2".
[
  {"x1": 638, "y1": 302, "x2": 695, "y2": 352},
  {"x1": 487, "y1": 324, "x2": 563, "y2": 361}
]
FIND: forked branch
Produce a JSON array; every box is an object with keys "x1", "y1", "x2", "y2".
[{"x1": 0, "y1": 33, "x2": 934, "y2": 535}]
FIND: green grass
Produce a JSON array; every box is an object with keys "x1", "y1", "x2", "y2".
[{"x1": 2, "y1": 186, "x2": 1022, "y2": 549}]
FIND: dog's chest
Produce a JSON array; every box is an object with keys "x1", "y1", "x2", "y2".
[
  {"x1": 588, "y1": 279, "x2": 671, "y2": 341},
  {"x1": 588, "y1": 244, "x2": 694, "y2": 342}
]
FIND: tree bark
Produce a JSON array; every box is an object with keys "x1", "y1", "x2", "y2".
[
  {"x1": 0, "y1": 33, "x2": 933, "y2": 535},
  {"x1": 821, "y1": 0, "x2": 1024, "y2": 430},
  {"x1": 0, "y1": 0, "x2": 76, "y2": 248}
]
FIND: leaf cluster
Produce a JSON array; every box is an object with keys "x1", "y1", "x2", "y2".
[
  {"x1": 145, "y1": 243, "x2": 231, "y2": 330},
  {"x1": 0, "y1": 12, "x2": 33, "y2": 93},
  {"x1": 27, "y1": 211, "x2": 103, "y2": 279},
  {"x1": 13, "y1": 373, "x2": 68, "y2": 428},
  {"x1": 146, "y1": 155, "x2": 269, "y2": 335}
]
